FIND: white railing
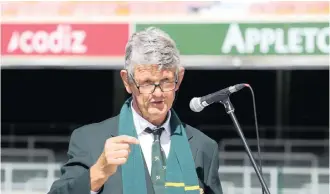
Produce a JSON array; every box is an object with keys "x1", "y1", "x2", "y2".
[
  {"x1": 219, "y1": 166, "x2": 329, "y2": 194},
  {"x1": 220, "y1": 152, "x2": 320, "y2": 167},
  {"x1": 219, "y1": 138, "x2": 329, "y2": 154},
  {"x1": 1, "y1": 163, "x2": 329, "y2": 194},
  {"x1": 1, "y1": 148, "x2": 56, "y2": 162},
  {"x1": 1, "y1": 135, "x2": 70, "y2": 149},
  {"x1": 1, "y1": 163, "x2": 61, "y2": 193}
]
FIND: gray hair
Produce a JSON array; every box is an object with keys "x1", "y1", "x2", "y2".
[{"x1": 124, "y1": 27, "x2": 180, "y2": 78}]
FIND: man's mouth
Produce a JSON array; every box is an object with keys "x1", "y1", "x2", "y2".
[{"x1": 151, "y1": 101, "x2": 164, "y2": 104}]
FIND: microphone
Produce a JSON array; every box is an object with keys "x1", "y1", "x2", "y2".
[
  {"x1": 189, "y1": 83, "x2": 272, "y2": 194},
  {"x1": 189, "y1": 83, "x2": 248, "y2": 112}
]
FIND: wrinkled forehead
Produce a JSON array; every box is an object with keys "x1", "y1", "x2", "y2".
[{"x1": 133, "y1": 64, "x2": 177, "y2": 79}]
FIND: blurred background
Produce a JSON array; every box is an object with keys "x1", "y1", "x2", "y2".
[{"x1": 1, "y1": 1, "x2": 329, "y2": 194}]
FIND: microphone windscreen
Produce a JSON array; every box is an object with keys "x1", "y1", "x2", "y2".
[{"x1": 189, "y1": 97, "x2": 204, "y2": 112}]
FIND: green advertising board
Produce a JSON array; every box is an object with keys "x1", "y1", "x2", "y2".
[{"x1": 136, "y1": 23, "x2": 329, "y2": 56}]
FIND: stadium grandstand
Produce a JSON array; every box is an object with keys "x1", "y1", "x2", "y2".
[{"x1": 1, "y1": 1, "x2": 329, "y2": 194}]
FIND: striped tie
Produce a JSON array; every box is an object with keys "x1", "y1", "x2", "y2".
[{"x1": 145, "y1": 127, "x2": 166, "y2": 194}]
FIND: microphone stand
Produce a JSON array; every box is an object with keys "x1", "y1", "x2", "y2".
[{"x1": 219, "y1": 95, "x2": 271, "y2": 194}]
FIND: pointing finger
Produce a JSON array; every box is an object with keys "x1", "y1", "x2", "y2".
[{"x1": 110, "y1": 135, "x2": 139, "y2": 144}]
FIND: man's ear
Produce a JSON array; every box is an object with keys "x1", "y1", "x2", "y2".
[
  {"x1": 175, "y1": 67, "x2": 185, "y2": 91},
  {"x1": 120, "y1": 70, "x2": 132, "y2": 94}
]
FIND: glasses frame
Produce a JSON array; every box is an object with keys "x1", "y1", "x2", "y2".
[{"x1": 129, "y1": 73, "x2": 178, "y2": 94}]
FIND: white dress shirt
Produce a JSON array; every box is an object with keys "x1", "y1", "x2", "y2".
[
  {"x1": 131, "y1": 102, "x2": 171, "y2": 174},
  {"x1": 91, "y1": 103, "x2": 171, "y2": 194}
]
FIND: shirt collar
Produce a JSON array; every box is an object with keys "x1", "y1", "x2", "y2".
[{"x1": 131, "y1": 101, "x2": 171, "y2": 135}]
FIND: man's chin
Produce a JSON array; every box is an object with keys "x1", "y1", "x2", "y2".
[{"x1": 148, "y1": 108, "x2": 168, "y2": 118}]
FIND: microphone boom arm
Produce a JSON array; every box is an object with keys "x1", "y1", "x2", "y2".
[{"x1": 219, "y1": 96, "x2": 271, "y2": 194}]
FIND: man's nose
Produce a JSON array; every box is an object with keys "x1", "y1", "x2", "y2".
[{"x1": 153, "y1": 85, "x2": 163, "y2": 96}]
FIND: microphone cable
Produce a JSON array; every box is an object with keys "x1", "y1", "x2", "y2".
[{"x1": 244, "y1": 83, "x2": 265, "y2": 194}]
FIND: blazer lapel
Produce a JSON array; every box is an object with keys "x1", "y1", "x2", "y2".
[{"x1": 184, "y1": 124, "x2": 199, "y2": 162}]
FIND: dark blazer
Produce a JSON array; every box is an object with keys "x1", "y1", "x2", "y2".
[{"x1": 48, "y1": 115, "x2": 223, "y2": 194}]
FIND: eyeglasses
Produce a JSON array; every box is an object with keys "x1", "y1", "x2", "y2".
[{"x1": 129, "y1": 74, "x2": 178, "y2": 94}]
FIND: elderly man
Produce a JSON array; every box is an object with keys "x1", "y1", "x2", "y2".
[{"x1": 48, "y1": 27, "x2": 223, "y2": 194}]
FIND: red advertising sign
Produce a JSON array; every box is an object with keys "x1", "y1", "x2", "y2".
[{"x1": 1, "y1": 23, "x2": 129, "y2": 56}]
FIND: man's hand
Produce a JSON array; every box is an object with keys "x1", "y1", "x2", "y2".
[
  {"x1": 103, "y1": 135, "x2": 139, "y2": 175},
  {"x1": 90, "y1": 135, "x2": 139, "y2": 191}
]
